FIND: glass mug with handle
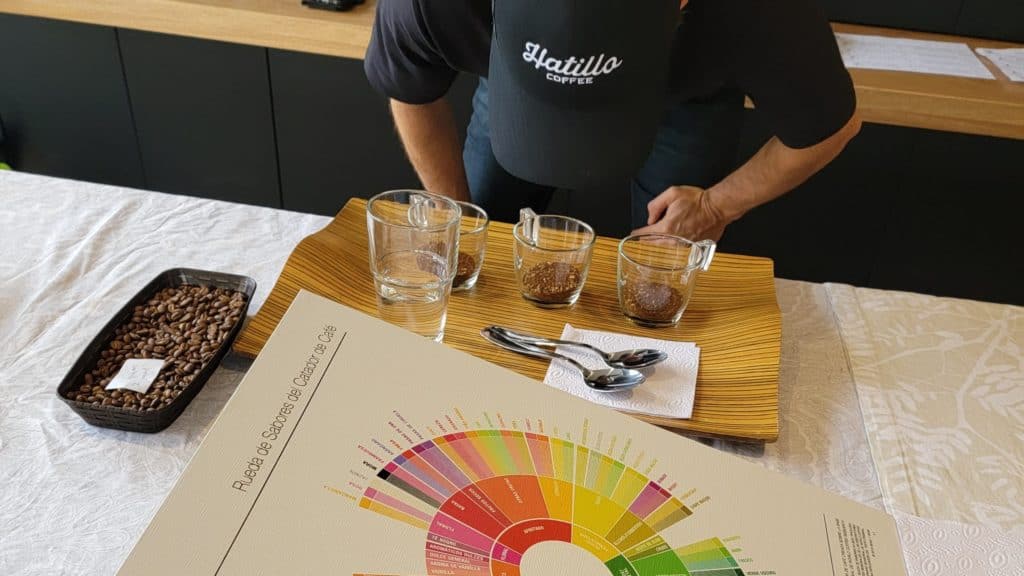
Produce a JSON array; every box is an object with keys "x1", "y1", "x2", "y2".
[
  {"x1": 513, "y1": 208, "x2": 596, "y2": 308},
  {"x1": 452, "y1": 201, "x2": 489, "y2": 291},
  {"x1": 617, "y1": 233, "x2": 716, "y2": 327},
  {"x1": 366, "y1": 190, "x2": 461, "y2": 341}
]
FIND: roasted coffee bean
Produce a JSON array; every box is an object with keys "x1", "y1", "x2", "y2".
[{"x1": 66, "y1": 284, "x2": 246, "y2": 411}]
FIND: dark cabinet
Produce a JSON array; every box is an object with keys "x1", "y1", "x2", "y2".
[
  {"x1": 268, "y1": 49, "x2": 477, "y2": 216},
  {"x1": 268, "y1": 50, "x2": 415, "y2": 216},
  {"x1": 720, "y1": 119, "x2": 915, "y2": 287},
  {"x1": 0, "y1": 14, "x2": 143, "y2": 187},
  {"x1": 118, "y1": 30, "x2": 280, "y2": 207},
  {"x1": 869, "y1": 130, "x2": 1024, "y2": 304},
  {"x1": 818, "y1": 0, "x2": 961, "y2": 36},
  {"x1": 721, "y1": 113, "x2": 1024, "y2": 305},
  {"x1": 819, "y1": 0, "x2": 1023, "y2": 43},
  {"x1": 957, "y1": 0, "x2": 1024, "y2": 43}
]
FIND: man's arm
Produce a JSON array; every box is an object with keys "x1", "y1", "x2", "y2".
[
  {"x1": 390, "y1": 98, "x2": 470, "y2": 201},
  {"x1": 633, "y1": 111, "x2": 862, "y2": 240}
]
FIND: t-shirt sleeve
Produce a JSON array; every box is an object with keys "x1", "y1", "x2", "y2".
[
  {"x1": 364, "y1": 0, "x2": 457, "y2": 104},
  {"x1": 731, "y1": 0, "x2": 856, "y2": 149}
]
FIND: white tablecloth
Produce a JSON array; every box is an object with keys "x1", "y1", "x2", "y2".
[
  {"x1": 0, "y1": 172, "x2": 328, "y2": 574},
  {"x1": 830, "y1": 283, "x2": 1024, "y2": 528},
  {"x1": 0, "y1": 171, "x2": 1020, "y2": 575}
]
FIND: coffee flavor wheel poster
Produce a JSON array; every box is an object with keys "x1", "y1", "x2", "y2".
[
  {"x1": 118, "y1": 291, "x2": 906, "y2": 576},
  {"x1": 346, "y1": 409, "x2": 757, "y2": 576}
]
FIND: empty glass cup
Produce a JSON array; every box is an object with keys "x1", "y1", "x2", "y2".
[
  {"x1": 513, "y1": 208, "x2": 595, "y2": 308},
  {"x1": 366, "y1": 190, "x2": 461, "y2": 341},
  {"x1": 452, "y1": 201, "x2": 489, "y2": 291},
  {"x1": 617, "y1": 233, "x2": 716, "y2": 327}
]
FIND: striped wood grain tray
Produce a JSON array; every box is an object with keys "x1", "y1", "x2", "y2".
[{"x1": 235, "y1": 198, "x2": 781, "y2": 441}]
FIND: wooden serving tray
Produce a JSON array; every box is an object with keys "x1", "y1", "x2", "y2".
[{"x1": 235, "y1": 198, "x2": 781, "y2": 441}]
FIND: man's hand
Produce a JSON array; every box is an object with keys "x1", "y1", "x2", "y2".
[
  {"x1": 632, "y1": 185, "x2": 728, "y2": 241},
  {"x1": 634, "y1": 111, "x2": 862, "y2": 242}
]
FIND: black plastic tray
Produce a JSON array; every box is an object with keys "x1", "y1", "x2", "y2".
[{"x1": 56, "y1": 268, "x2": 256, "y2": 433}]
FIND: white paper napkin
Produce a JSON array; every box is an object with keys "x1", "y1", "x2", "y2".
[
  {"x1": 894, "y1": 511, "x2": 1024, "y2": 576},
  {"x1": 542, "y1": 324, "x2": 699, "y2": 419}
]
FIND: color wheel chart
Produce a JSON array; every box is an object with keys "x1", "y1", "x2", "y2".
[{"x1": 330, "y1": 409, "x2": 759, "y2": 576}]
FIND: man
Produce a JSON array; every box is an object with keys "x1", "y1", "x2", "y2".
[{"x1": 365, "y1": 0, "x2": 860, "y2": 241}]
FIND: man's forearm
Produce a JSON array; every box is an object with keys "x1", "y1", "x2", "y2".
[
  {"x1": 390, "y1": 98, "x2": 470, "y2": 201},
  {"x1": 708, "y1": 113, "x2": 862, "y2": 223}
]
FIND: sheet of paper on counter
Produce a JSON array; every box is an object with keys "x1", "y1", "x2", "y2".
[
  {"x1": 105, "y1": 358, "x2": 166, "y2": 393},
  {"x1": 975, "y1": 47, "x2": 1024, "y2": 82},
  {"x1": 835, "y1": 33, "x2": 995, "y2": 79}
]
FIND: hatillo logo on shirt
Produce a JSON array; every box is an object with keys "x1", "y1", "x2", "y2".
[{"x1": 522, "y1": 42, "x2": 624, "y2": 86}]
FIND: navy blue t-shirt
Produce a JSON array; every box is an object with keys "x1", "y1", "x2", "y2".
[{"x1": 365, "y1": 0, "x2": 856, "y2": 149}]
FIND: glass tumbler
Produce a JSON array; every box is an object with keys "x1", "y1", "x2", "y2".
[
  {"x1": 366, "y1": 190, "x2": 461, "y2": 341},
  {"x1": 452, "y1": 201, "x2": 489, "y2": 291},
  {"x1": 617, "y1": 233, "x2": 716, "y2": 327},
  {"x1": 513, "y1": 208, "x2": 595, "y2": 308}
]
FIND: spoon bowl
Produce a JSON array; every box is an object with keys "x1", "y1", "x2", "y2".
[
  {"x1": 583, "y1": 368, "x2": 648, "y2": 389},
  {"x1": 602, "y1": 348, "x2": 668, "y2": 369},
  {"x1": 489, "y1": 326, "x2": 667, "y2": 369},
  {"x1": 481, "y1": 328, "x2": 646, "y2": 392}
]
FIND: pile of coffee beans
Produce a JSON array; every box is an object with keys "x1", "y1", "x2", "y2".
[
  {"x1": 65, "y1": 285, "x2": 246, "y2": 411},
  {"x1": 621, "y1": 280, "x2": 684, "y2": 323},
  {"x1": 520, "y1": 261, "x2": 583, "y2": 302}
]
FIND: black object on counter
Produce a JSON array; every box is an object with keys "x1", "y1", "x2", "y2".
[
  {"x1": 56, "y1": 268, "x2": 256, "y2": 433},
  {"x1": 302, "y1": 0, "x2": 364, "y2": 12}
]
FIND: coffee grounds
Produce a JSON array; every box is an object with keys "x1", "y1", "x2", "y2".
[
  {"x1": 417, "y1": 241, "x2": 477, "y2": 285},
  {"x1": 521, "y1": 261, "x2": 583, "y2": 302},
  {"x1": 622, "y1": 280, "x2": 683, "y2": 323},
  {"x1": 453, "y1": 252, "x2": 478, "y2": 286}
]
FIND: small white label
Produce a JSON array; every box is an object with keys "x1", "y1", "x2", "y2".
[{"x1": 105, "y1": 359, "x2": 166, "y2": 394}]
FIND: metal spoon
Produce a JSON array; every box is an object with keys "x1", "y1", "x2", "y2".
[
  {"x1": 489, "y1": 326, "x2": 668, "y2": 369},
  {"x1": 480, "y1": 328, "x2": 646, "y2": 392}
]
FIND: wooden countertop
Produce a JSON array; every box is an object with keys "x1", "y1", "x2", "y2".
[
  {"x1": 836, "y1": 23, "x2": 1024, "y2": 140},
  {"x1": 2, "y1": 0, "x2": 1023, "y2": 139},
  {"x1": 1, "y1": 0, "x2": 376, "y2": 59}
]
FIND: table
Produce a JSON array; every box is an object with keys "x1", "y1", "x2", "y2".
[
  {"x1": 0, "y1": 171, "x2": 1021, "y2": 575},
  {"x1": 2, "y1": 0, "x2": 1022, "y2": 139}
]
